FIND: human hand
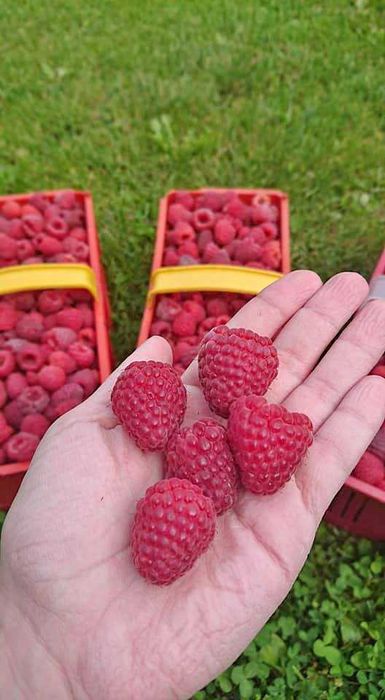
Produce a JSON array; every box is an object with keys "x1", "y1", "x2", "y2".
[{"x1": 1, "y1": 270, "x2": 385, "y2": 700}]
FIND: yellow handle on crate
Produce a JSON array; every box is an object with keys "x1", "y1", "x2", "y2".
[
  {"x1": 0, "y1": 264, "x2": 98, "y2": 299},
  {"x1": 148, "y1": 265, "x2": 282, "y2": 299}
]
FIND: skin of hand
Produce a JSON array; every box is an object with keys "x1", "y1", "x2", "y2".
[{"x1": 1, "y1": 270, "x2": 385, "y2": 700}]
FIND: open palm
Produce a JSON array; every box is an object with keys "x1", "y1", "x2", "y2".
[{"x1": 1, "y1": 270, "x2": 385, "y2": 700}]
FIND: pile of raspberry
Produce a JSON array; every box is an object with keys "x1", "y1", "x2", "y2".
[
  {"x1": 163, "y1": 189, "x2": 281, "y2": 270},
  {"x1": 0, "y1": 288, "x2": 99, "y2": 464},
  {"x1": 112, "y1": 324, "x2": 313, "y2": 586},
  {"x1": 0, "y1": 190, "x2": 90, "y2": 266}
]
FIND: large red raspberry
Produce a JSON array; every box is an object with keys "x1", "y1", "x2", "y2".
[
  {"x1": 227, "y1": 395, "x2": 313, "y2": 495},
  {"x1": 163, "y1": 247, "x2": 179, "y2": 266},
  {"x1": 173, "y1": 191, "x2": 195, "y2": 210},
  {"x1": 54, "y1": 190, "x2": 77, "y2": 209},
  {"x1": 16, "y1": 239, "x2": 35, "y2": 261},
  {"x1": 205, "y1": 297, "x2": 228, "y2": 317},
  {"x1": 17, "y1": 385, "x2": 50, "y2": 415},
  {"x1": 56, "y1": 307, "x2": 83, "y2": 331},
  {"x1": 46, "y1": 216, "x2": 68, "y2": 239},
  {"x1": 0, "y1": 414, "x2": 13, "y2": 444},
  {"x1": 38, "y1": 365, "x2": 66, "y2": 391},
  {"x1": 8, "y1": 219, "x2": 24, "y2": 240},
  {"x1": 172, "y1": 310, "x2": 197, "y2": 337},
  {"x1": 169, "y1": 221, "x2": 195, "y2": 245},
  {"x1": 167, "y1": 204, "x2": 192, "y2": 226},
  {"x1": 262, "y1": 240, "x2": 281, "y2": 270},
  {"x1": 15, "y1": 315, "x2": 44, "y2": 342},
  {"x1": 17, "y1": 343, "x2": 44, "y2": 371},
  {"x1": 69, "y1": 227, "x2": 87, "y2": 241},
  {"x1": 48, "y1": 350, "x2": 76, "y2": 374},
  {"x1": 70, "y1": 369, "x2": 99, "y2": 397},
  {"x1": 76, "y1": 303, "x2": 94, "y2": 328},
  {"x1": 0, "y1": 303, "x2": 18, "y2": 331},
  {"x1": 4, "y1": 400, "x2": 23, "y2": 429},
  {"x1": 131, "y1": 478, "x2": 216, "y2": 585},
  {"x1": 352, "y1": 451, "x2": 384, "y2": 486},
  {"x1": 2, "y1": 201, "x2": 22, "y2": 219},
  {"x1": 198, "y1": 326, "x2": 279, "y2": 417},
  {"x1": 44, "y1": 327, "x2": 77, "y2": 350},
  {"x1": 6, "y1": 372, "x2": 28, "y2": 399},
  {"x1": 22, "y1": 214, "x2": 44, "y2": 236},
  {"x1": 68, "y1": 341, "x2": 95, "y2": 368},
  {"x1": 111, "y1": 361, "x2": 187, "y2": 451},
  {"x1": 213, "y1": 218, "x2": 236, "y2": 246},
  {"x1": 0, "y1": 350, "x2": 16, "y2": 378},
  {"x1": 195, "y1": 190, "x2": 224, "y2": 212},
  {"x1": 12, "y1": 292, "x2": 35, "y2": 311},
  {"x1": 35, "y1": 234, "x2": 63, "y2": 256},
  {"x1": 197, "y1": 229, "x2": 213, "y2": 253},
  {"x1": 5, "y1": 432, "x2": 39, "y2": 462},
  {"x1": 183, "y1": 300, "x2": 206, "y2": 323},
  {"x1": 21, "y1": 413, "x2": 50, "y2": 438},
  {"x1": 155, "y1": 298, "x2": 182, "y2": 322},
  {"x1": 0, "y1": 233, "x2": 17, "y2": 260},
  {"x1": 38, "y1": 290, "x2": 66, "y2": 315},
  {"x1": 192, "y1": 208, "x2": 215, "y2": 232},
  {"x1": 166, "y1": 419, "x2": 238, "y2": 515}
]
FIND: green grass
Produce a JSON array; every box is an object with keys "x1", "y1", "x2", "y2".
[{"x1": 1, "y1": 0, "x2": 385, "y2": 697}]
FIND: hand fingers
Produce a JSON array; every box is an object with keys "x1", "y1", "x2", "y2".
[
  {"x1": 284, "y1": 299, "x2": 385, "y2": 430},
  {"x1": 297, "y1": 375, "x2": 385, "y2": 520},
  {"x1": 183, "y1": 269, "x2": 322, "y2": 386},
  {"x1": 267, "y1": 272, "x2": 368, "y2": 403}
]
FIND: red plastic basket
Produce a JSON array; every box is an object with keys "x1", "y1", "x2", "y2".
[
  {"x1": 0, "y1": 190, "x2": 113, "y2": 509},
  {"x1": 325, "y1": 248, "x2": 385, "y2": 540}
]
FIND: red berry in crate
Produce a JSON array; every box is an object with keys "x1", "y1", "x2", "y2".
[
  {"x1": 211, "y1": 249, "x2": 232, "y2": 265},
  {"x1": 0, "y1": 350, "x2": 16, "y2": 378},
  {"x1": 54, "y1": 190, "x2": 77, "y2": 209},
  {"x1": 198, "y1": 326, "x2": 279, "y2": 417},
  {"x1": 0, "y1": 233, "x2": 17, "y2": 260},
  {"x1": 224, "y1": 197, "x2": 249, "y2": 222},
  {"x1": 68, "y1": 341, "x2": 95, "y2": 368},
  {"x1": 233, "y1": 237, "x2": 262, "y2": 264},
  {"x1": 167, "y1": 204, "x2": 192, "y2": 226},
  {"x1": 56, "y1": 307, "x2": 83, "y2": 332},
  {"x1": 173, "y1": 191, "x2": 195, "y2": 210},
  {"x1": 0, "y1": 217, "x2": 11, "y2": 234},
  {"x1": 76, "y1": 303, "x2": 94, "y2": 328},
  {"x1": 261, "y1": 222, "x2": 278, "y2": 240},
  {"x1": 21, "y1": 413, "x2": 50, "y2": 438},
  {"x1": 6, "y1": 372, "x2": 27, "y2": 399},
  {"x1": 79, "y1": 327, "x2": 96, "y2": 346},
  {"x1": 71, "y1": 241, "x2": 90, "y2": 261},
  {"x1": 197, "y1": 229, "x2": 213, "y2": 253},
  {"x1": 17, "y1": 385, "x2": 50, "y2": 415},
  {"x1": 49, "y1": 350, "x2": 76, "y2": 374},
  {"x1": 183, "y1": 300, "x2": 206, "y2": 323},
  {"x1": 21, "y1": 204, "x2": 40, "y2": 218},
  {"x1": 172, "y1": 310, "x2": 197, "y2": 337},
  {"x1": 130, "y1": 478, "x2": 216, "y2": 585},
  {"x1": 69, "y1": 227, "x2": 87, "y2": 241},
  {"x1": 172, "y1": 221, "x2": 196, "y2": 244},
  {"x1": 43, "y1": 313, "x2": 58, "y2": 330},
  {"x1": 22, "y1": 214, "x2": 44, "y2": 236},
  {"x1": 70, "y1": 369, "x2": 99, "y2": 398},
  {"x1": 163, "y1": 247, "x2": 179, "y2": 266},
  {"x1": 262, "y1": 240, "x2": 281, "y2": 270},
  {"x1": 2, "y1": 201, "x2": 22, "y2": 219},
  {"x1": 44, "y1": 327, "x2": 77, "y2": 350},
  {"x1": 26, "y1": 371, "x2": 38, "y2": 385},
  {"x1": 198, "y1": 317, "x2": 217, "y2": 337},
  {"x1": 29, "y1": 194, "x2": 48, "y2": 213},
  {"x1": 0, "y1": 380, "x2": 6, "y2": 408},
  {"x1": 38, "y1": 290, "x2": 66, "y2": 315},
  {"x1": 227, "y1": 395, "x2": 313, "y2": 495},
  {"x1": 111, "y1": 361, "x2": 187, "y2": 451},
  {"x1": 206, "y1": 297, "x2": 228, "y2": 317},
  {"x1": 213, "y1": 217, "x2": 236, "y2": 246},
  {"x1": 166, "y1": 418, "x2": 238, "y2": 515},
  {"x1": 5, "y1": 432, "x2": 39, "y2": 462},
  {"x1": 249, "y1": 227, "x2": 267, "y2": 245},
  {"x1": 0, "y1": 414, "x2": 13, "y2": 444},
  {"x1": 352, "y1": 451, "x2": 384, "y2": 486},
  {"x1": 22, "y1": 256, "x2": 43, "y2": 265},
  {"x1": 35, "y1": 234, "x2": 63, "y2": 256},
  {"x1": 8, "y1": 219, "x2": 24, "y2": 239},
  {"x1": 4, "y1": 400, "x2": 23, "y2": 429},
  {"x1": 15, "y1": 315, "x2": 44, "y2": 342},
  {"x1": 195, "y1": 190, "x2": 224, "y2": 212},
  {"x1": 4, "y1": 338, "x2": 27, "y2": 354},
  {"x1": 51, "y1": 253, "x2": 77, "y2": 264},
  {"x1": 16, "y1": 239, "x2": 35, "y2": 261},
  {"x1": 50, "y1": 383, "x2": 84, "y2": 417},
  {"x1": 46, "y1": 216, "x2": 68, "y2": 239},
  {"x1": 38, "y1": 365, "x2": 66, "y2": 391},
  {"x1": 13, "y1": 291, "x2": 35, "y2": 311},
  {"x1": 192, "y1": 208, "x2": 215, "y2": 232},
  {"x1": 251, "y1": 203, "x2": 278, "y2": 225},
  {"x1": 179, "y1": 254, "x2": 198, "y2": 266},
  {"x1": 150, "y1": 320, "x2": 172, "y2": 338},
  {"x1": 179, "y1": 346, "x2": 199, "y2": 369},
  {"x1": 178, "y1": 241, "x2": 199, "y2": 258},
  {"x1": 156, "y1": 300, "x2": 183, "y2": 326},
  {"x1": 17, "y1": 343, "x2": 44, "y2": 371},
  {"x1": 174, "y1": 340, "x2": 195, "y2": 363},
  {"x1": 216, "y1": 314, "x2": 230, "y2": 325},
  {"x1": 0, "y1": 303, "x2": 18, "y2": 331},
  {"x1": 202, "y1": 242, "x2": 220, "y2": 263}
]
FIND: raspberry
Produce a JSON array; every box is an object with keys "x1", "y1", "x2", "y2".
[
  {"x1": 43, "y1": 313, "x2": 58, "y2": 330},
  {"x1": 179, "y1": 255, "x2": 198, "y2": 266},
  {"x1": 71, "y1": 241, "x2": 89, "y2": 261},
  {"x1": 76, "y1": 303, "x2": 94, "y2": 327},
  {"x1": 163, "y1": 247, "x2": 180, "y2": 266},
  {"x1": 38, "y1": 365, "x2": 66, "y2": 391},
  {"x1": 183, "y1": 300, "x2": 206, "y2": 323},
  {"x1": 261, "y1": 222, "x2": 278, "y2": 240},
  {"x1": 198, "y1": 317, "x2": 217, "y2": 337},
  {"x1": 0, "y1": 302, "x2": 18, "y2": 331},
  {"x1": 170, "y1": 221, "x2": 196, "y2": 245},
  {"x1": 262, "y1": 240, "x2": 281, "y2": 270},
  {"x1": 150, "y1": 320, "x2": 172, "y2": 338},
  {"x1": 0, "y1": 380, "x2": 6, "y2": 407},
  {"x1": 21, "y1": 413, "x2": 50, "y2": 438},
  {"x1": 211, "y1": 249, "x2": 231, "y2": 265},
  {"x1": 192, "y1": 208, "x2": 215, "y2": 232},
  {"x1": 228, "y1": 396, "x2": 313, "y2": 495},
  {"x1": 0, "y1": 350, "x2": 15, "y2": 377},
  {"x1": 206, "y1": 297, "x2": 228, "y2": 317},
  {"x1": 178, "y1": 241, "x2": 199, "y2": 258},
  {"x1": 0, "y1": 414, "x2": 13, "y2": 444},
  {"x1": 70, "y1": 369, "x2": 99, "y2": 398},
  {"x1": 172, "y1": 311, "x2": 197, "y2": 337},
  {"x1": 26, "y1": 371, "x2": 39, "y2": 385},
  {"x1": 55, "y1": 307, "x2": 83, "y2": 332},
  {"x1": 0, "y1": 234, "x2": 17, "y2": 260},
  {"x1": 17, "y1": 385, "x2": 50, "y2": 415},
  {"x1": 63, "y1": 208, "x2": 84, "y2": 229},
  {"x1": 224, "y1": 197, "x2": 249, "y2": 222},
  {"x1": 68, "y1": 342, "x2": 95, "y2": 368},
  {"x1": 173, "y1": 191, "x2": 195, "y2": 210},
  {"x1": 17, "y1": 343, "x2": 44, "y2": 371},
  {"x1": 4, "y1": 338, "x2": 27, "y2": 354},
  {"x1": 233, "y1": 238, "x2": 262, "y2": 264},
  {"x1": 51, "y1": 253, "x2": 77, "y2": 263},
  {"x1": 352, "y1": 451, "x2": 384, "y2": 486},
  {"x1": 35, "y1": 234, "x2": 63, "y2": 256},
  {"x1": 130, "y1": 478, "x2": 216, "y2": 585},
  {"x1": 49, "y1": 350, "x2": 76, "y2": 374},
  {"x1": 51, "y1": 382, "x2": 84, "y2": 408},
  {"x1": 8, "y1": 219, "x2": 24, "y2": 239},
  {"x1": 174, "y1": 340, "x2": 195, "y2": 363},
  {"x1": 38, "y1": 290, "x2": 66, "y2": 315},
  {"x1": 13, "y1": 292, "x2": 35, "y2": 311},
  {"x1": 213, "y1": 218, "x2": 236, "y2": 246},
  {"x1": 198, "y1": 326, "x2": 279, "y2": 417},
  {"x1": 111, "y1": 361, "x2": 187, "y2": 451},
  {"x1": 202, "y1": 242, "x2": 220, "y2": 263},
  {"x1": 4, "y1": 400, "x2": 23, "y2": 429},
  {"x1": 29, "y1": 194, "x2": 49, "y2": 212},
  {"x1": 251, "y1": 203, "x2": 277, "y2": 225},
  {"x1": 167, "y1": 204, "x2": 192, "y2": 226},
  {"x1": 16, "y1": 240, "x2": 35, "y2": 261},
  {"x1": 6, "y1": 372, "x2": 27, "y2": 399},
  {"x1": 179, "y1": 346, "x2": 199, "y2": 369},
  {"x1": 46, "y1": 216, "x2": 68, "y2": 239},
  {"x1": 15, "y1": 316, "x2": 44, "y2": 342},
  {"x1": 197, "y1": 229, "x2": 213, "y2": 253},
  {"x1": 249, "y1": 227, "x2": 267, "y2": 245},
  {"x1": 165, "y1": 418, "x2": 238, "y2": 514},
  {"x1": 155, "y1": 298, "x2": 182, "y2": 322},
  {"x1": 79, "y1": 328, "x2": 96, "y2": 346},
  {"x1": 69, "y1": 227, "x2": 87, "y2": 241},
  {"x1": 5, "y1": 432, "x2": 39, "y2": 462},
  {"x1": 2, "y1": 201, "x2": 22, "y2": 219},
  {"x1": 21, "y1": 204, "x2": 40, "y2": 217},
  {"x1": 22, "y1": 214, "x2": 44, "y2": 236},
  {"x1": 54, "y1": 190, "x2": 77, "y2": 209},
  {"x1": 195, "y1": 191, "x2": 224, "y2": 212},
  {"x1": 44, "y1": 327, "x2": 77, "y2": 350},
  {"x1": 0, "y1": 217, "x2": 11, "y2": 234}
]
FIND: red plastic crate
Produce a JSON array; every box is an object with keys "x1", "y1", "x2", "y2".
[
  {"x1": 0, "y1": 190, "x2": 113, "y2": 509},
  {"x1": 325, "y1": 248, "x2": 385, "y2": 540}
]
